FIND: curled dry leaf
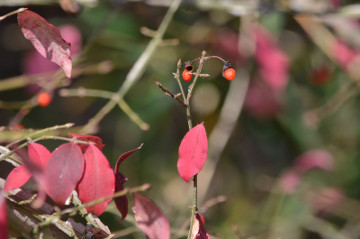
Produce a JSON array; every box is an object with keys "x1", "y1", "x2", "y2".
[
  {"x1": 44, "y1": 143, "x2": 84, "y2": 205},
  {"x1": 17, "y1": 10, "x2": 72, "y2": 78},
  {"x1": 77, "y1": 144, "x2": 115, "y2": 216},
  {"x1": 114, "y1": 144, "x2": 143, "y2": 220},
  {"x1": 177, "y1": 123, "x2": 208, "y2": 182},
  {"x1": 133, "y1": 193, "x2": 170, "y2": 239}
]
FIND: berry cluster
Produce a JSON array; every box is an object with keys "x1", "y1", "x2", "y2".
[{"x1": 181, "y1": 59, "x2": 236, "y2": 82}]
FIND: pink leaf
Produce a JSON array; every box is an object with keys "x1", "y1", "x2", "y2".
[
  {"x1": 17, "y1": 10, "x2": 72, "y2": 78},
  {"x1": 190, "y1": 213, "x2": 210, "y2": 239},
  {"x1": 177, "y1": 123, "x2": 208, "y2": 182},
  {"x1": 4, "y1": 165, "x2": 31, "y2": 192},
  {"x1": 27, "y1": 142, "x2": 51, "y2": 170},
  {"x1": 77, "y1": 144, "x2": 115, "y2": 216},
  {"x1": 0, "y1": 191, "x2": 7, "y2": 239},
  {"x1": 254, "y1": 24, "x2": 289, "y2": 92},
  {"x1": 133, "y1": 193, "x2": 170, "y2": 239},
  {"x1": 44, "y1": 143, "x2": 84, "y2": 205},
  {"x1": 294, "y1": 149, "x2": 334, "y2": 174},
  {"x1": 4, "y1": 143, "x2": 51, "y2": 192},
  {"x1": 114, "y1": 144, "x2": 143, "y2": 220},
  {"x1": 68, "y1": 133, "x2": 105, "y2": 152}
]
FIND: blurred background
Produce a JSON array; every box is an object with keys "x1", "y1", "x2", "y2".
[{"x1": 1, "y1": 0, "x2": 360, "y2": 238}]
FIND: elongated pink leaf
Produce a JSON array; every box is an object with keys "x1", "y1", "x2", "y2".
[
  {"x1": 114, "y1": 144, "x2": 143, "y2": 220},
  {"x1": 0, "y1": 191, "x2": 7, "y2": 239},
  {"x1": 177, "y1": 123, "x2": 208, "y2": 182},
  {"x1": 77, "y1": 144, "x2": 115, "y2": 216},
  {"x1": 44, "y1": 143, "x2": 84, "y2": 205},
  {"x1": 4, "y1": 165, "x2": 31, "y2": 192},
  {"x1": 17, "y1": 10, "x2": 72, "y2": 78},
  {"x1": 133, "y1": 193, "x2": 170, "y2": 239}
]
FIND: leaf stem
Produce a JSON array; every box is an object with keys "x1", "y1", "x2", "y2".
[{"x1": 185, "y1": 50, "x2": 208, "y2": 239}]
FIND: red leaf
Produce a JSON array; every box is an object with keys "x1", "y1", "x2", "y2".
[
  {"x1": 68, "y1": 133, "x2": 105, "y2": 152},
  {"x1": 4, "y1": 143, "x2": 50, "y2": 192},
  {"x1": 4, "y1": 165, "x2": 31, "y2": 192},
  {"x1": 0, "y1": 191, "x2": 8, "y2": 239},
  {"x1": 44, "y1": 143, "x2": 84, "y2": 205},
  {"x1": 77, "y1": 144, "x2": 115, "y2": 216},
  {"x1": 190, "y1": 213, "x2": 210, "y2": 239},
  {"x1": 27, "y1": 142, "x2": 51, "y2": 170},
  {"x1": 17, "y1": 10, "x2": 72, "y2": 78},
  {"x1": 114, "y1": 144, "x2": 143, "y2": 220},
  {"x1": 177, "y1": 123, "x2": 208, "y2": 182},
  {"x1": 133, "y1": 193, "x2": 170, "y2": 239}
]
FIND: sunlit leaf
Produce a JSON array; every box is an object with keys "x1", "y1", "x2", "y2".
[
  {"x1": 77, "y1": 144, "x2": 115, "y2": 216},
  {"x1": 4, "y1": 165, "x2": 31, "y2": 192},
  {"x1": 17, "y1": 10, "x2": 72, "y2": 78},
  {"x1": 44, "y1": 143, "x2": 84, "y2": 205},
  {"x1": 177, "y1": 123, "x2": 208, "y2": 182}
]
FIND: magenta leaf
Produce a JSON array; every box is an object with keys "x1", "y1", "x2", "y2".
[
  {"x1": 0, "y1": 191, "x2": 7, "y2": 239},
  {"x1": 133, "y1": 193, "x2": 170, "y2": 239},
  {"x1": 114, "y1": 144, "x2": 143, "y2": 220},
  {"x1": 77, "y1": 144, "x2": 115, "y2": 216},
  {"x1": 27, "y1": 142, "x2": 51, "y2": 171},
  {"x1": 17, "y1": 10, "x2": 72, "y2": 78},
  {"x1": 4, "y1": 165, "x2": 31, "y2": 192},
  {"x1": 177, "y1": 123, "x2": 208, "y2": 182},
  {"x1": 44, "y1": 143, "x2": 84, "y2": 205},
  {"x1": 4, "y1": 143, "x2": 50, "y2": 192}
]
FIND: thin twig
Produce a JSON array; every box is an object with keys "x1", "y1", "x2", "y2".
[
  {"x1": 81, "y1": 0, "x2": 182, "y2": 134},
  {"x1": 59, "y1": 88, "x2": 150, "y2": 131},
  {"x1": 0, "y1": 7, "x2": 27, "y2": 21},
  {"x1": 155, "y1": 81, "x2": 186, "y2": 106}
]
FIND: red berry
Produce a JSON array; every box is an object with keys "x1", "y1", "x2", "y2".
[
  {"x1": 224, "y1": 68, "x2": 236, "y2": 81},
  {"x1": 37, "y1": 92, "x2": 52, "y2": 107},
  {"x1": 182, "y1": 70, "x2": 192, "y2": 82}
]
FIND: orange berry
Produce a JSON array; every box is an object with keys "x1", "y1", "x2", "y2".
[
  {"x1": 182, "y1": 70, "x2": 192, "y2": 82},
  {"x1": 223, "y1": 68, "x2": 236, "y2": 81},
  {"x1": 37, "y1": 92, "x2": 52, "y2": 107}
]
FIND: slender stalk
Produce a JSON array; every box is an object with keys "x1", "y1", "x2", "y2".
[
  {"x1": 185, "y1": 51, "x2": 208, "y2": 239},
  {"x1": 0, "y1": 7, "x2": 27, "y2": 21}
]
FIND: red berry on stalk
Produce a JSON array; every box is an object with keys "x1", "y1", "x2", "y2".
[
  {"x1": 224, "y1": 68, "x2": 236, "y2": 81},
  {"x1": 37, "y1": 92, "x2": 52, "y2": 107},
  {"x1": 182, "y1": 70, "x2": 193, "y2": 82},
  {"x1": 222, "y1": 61, "x2": 236, "y2": 81}
]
